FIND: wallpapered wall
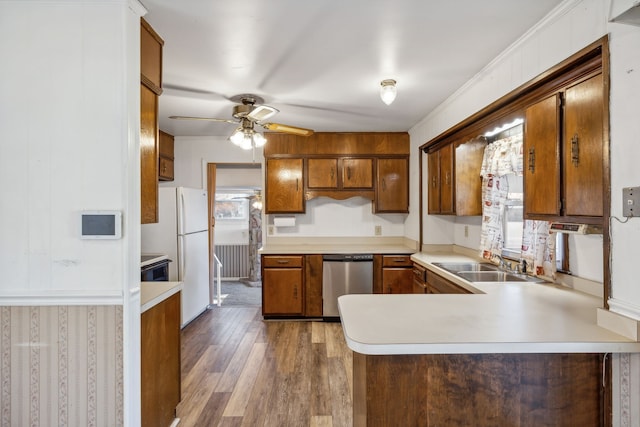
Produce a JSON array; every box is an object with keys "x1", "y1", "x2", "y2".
[{"x1": 0, "y1": 306, "x2": 123, "y2": 426}]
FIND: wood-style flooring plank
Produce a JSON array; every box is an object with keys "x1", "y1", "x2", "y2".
[
  {"x1": 222, "y1": 342, "x2": 267, "y2": 417},
  {"x1": 177, "y1": 308, "x2": 353, "y2": 427}
]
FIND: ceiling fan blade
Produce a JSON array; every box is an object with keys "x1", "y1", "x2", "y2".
[
  {"x1": 262, "y1": 122, "x2": 314, "y2": 136},
  {"x1": 169, "y1": 116, "x2": 237, "y2": 124}
]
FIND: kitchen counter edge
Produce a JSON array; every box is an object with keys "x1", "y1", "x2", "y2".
[{"x1": 141, "y1": 281, "x2": 183, "y2": 313}]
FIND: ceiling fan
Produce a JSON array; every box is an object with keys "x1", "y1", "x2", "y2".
[{"x1": 169, "y1": 94, "x2": 314, "y2": 147}]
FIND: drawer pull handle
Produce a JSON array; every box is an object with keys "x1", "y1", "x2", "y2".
[
  {"x1": 393, "y1": 258, "x2": 405, "y2": 263},
  {"x1": 277, "y1": 260, "x2": 290, "y2": 264}
]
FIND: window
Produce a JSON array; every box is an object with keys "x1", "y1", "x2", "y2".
[{"x1": 215, "y1": 193, "x2": 249, "y2": 220}]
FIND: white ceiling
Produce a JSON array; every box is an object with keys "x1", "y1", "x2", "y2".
[{"x1": 141, "y1": 0, "x2": 565, "y2": 138}]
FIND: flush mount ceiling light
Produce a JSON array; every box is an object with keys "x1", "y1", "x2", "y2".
[{"x1": 380, "y1": 79, "x2": 397, "y2": 105}]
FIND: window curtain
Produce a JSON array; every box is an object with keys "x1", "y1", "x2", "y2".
[
  {"x1": 479, "y1": 133, "x2": 522, "y2": 262},
  {"x1": 478, "y1": 132, "x2": 556, "y2": 279}
]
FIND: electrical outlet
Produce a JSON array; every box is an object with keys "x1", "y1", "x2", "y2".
[
  {"x1": 268, "y1": 225, "x2": 275, "y2": 235},
  {"x1": 623, "y1": 187, "x2": 640, "y2": 217},
  {"x1": 464, "y1": 225, "x2": 469, "y2": 238},
  {"x1": 374, "y1": 225, "x2": 382, "y2": 236}
]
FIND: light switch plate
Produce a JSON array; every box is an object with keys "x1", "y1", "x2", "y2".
[{"x1": 623, "y1": 187, "x2": 640, "y2": 217}]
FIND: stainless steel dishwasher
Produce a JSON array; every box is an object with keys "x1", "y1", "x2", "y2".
[{"x1": 322, "y1": 254, "x2": 373, "y2": 318}]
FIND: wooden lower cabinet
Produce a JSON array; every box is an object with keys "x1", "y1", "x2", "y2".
[
  {"x1": 141, "y1": 292, "x2": 181, "y2": 427},
  {"x1": 374, "y1": 255, "x2": 413, "y2": 294},
  {"x1": 353, "y1": 352, "x2": 605, "y2": 427},
  {"x1": 412, "y1": 262, "x2": 427, "y2": 294},
  {"x1": 262, "y1": 255, "x2": 304, "y2": 316},
  {"x1": 426, "y1": 269, "x2": 471, "y2": 294}
]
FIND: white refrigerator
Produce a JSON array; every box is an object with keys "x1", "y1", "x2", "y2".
[{"x1": 141, "y1": 187, "x2": 210, "y2": 327}]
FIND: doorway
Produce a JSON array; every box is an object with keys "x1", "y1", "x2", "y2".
[{"x1": 207, "y1": 163, "x2": 263, "y2": 306}]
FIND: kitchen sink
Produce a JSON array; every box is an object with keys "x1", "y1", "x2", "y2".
[
  {"x1": 456, "y1": 271, "x2": 532, "y2": 282},
  {"x1": 432, "y1": 262, "x2": 499, "y2": 272},
  {"x1": 432, "y1": 262, "x2": 546, "y2": 283}
]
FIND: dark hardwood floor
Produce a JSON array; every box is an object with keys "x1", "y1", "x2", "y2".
[{"x1": 177, "y1": 307, "x2": 353, "y2": 427}]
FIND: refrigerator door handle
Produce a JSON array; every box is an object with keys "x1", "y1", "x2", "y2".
[
  {"x1": 178, "y1": 190, "x2": 186, "y2": 236},
  {"x1": 178, "y1": 236, "x2": 185, "y2": 281}
]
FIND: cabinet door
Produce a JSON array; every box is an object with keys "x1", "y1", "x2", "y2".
[
  {"x1": 455, "y1": 139, "x2": 486, "y2": 216},
  {"x1": 524, "y1": 94, "x2": 561, "y2": 217},
  {"x1": 262, "y1": 268, "x2": 303, "y2": 315},
  {"x1": 427, "y1": 151, "x2": 441, "y2": 213},
  {"x1": 564, "y1": 74, "x2": 604, "y2": 217},
  {"x1": 265, "y1": 158, "x2": 304, "y2": 213},
  {"x1": 141, "y1": 292, "x2": 181, "y2": 427},
  {"x1": 439, "y1": 144, "x2": 454, "y2": 214},
  {"x1": 342, "y1": 158, "x2": 373, "y2": 189},
  {"x1": 375, "y1": 158, "x2": 409, "y2": 213},
  {"x1": 382, "y1": 268, "x2": 414, "y2": 294},
  {"x1": 308, "y1": 158, "x2": 338, "y2": 188},
  {"x1": 140, "y1": 84, "x2": 158, "y2": 224},
  {"x1": 140, "y1": 19, "x2": 163, "y2": 94}
]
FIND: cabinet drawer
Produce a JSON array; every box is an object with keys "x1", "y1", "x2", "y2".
[
  {"x1": 382, "y1": 255, "x2": 412, "y2": 267},
  {"x1": 262, "y1": 255, "x2": 304, "y2": 268}
]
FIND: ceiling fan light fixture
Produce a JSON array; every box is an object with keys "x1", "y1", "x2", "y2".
[
  {"x1": 229, "y1": 127, "x2": 266, "y2": 150},
  {"x1": 380, "y1": 79, "x2": 397, "y2": 105}
]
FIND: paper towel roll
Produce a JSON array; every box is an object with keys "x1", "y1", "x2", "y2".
[{"x1": 273, "y1": 216, "x2": 296, "y2": 227}]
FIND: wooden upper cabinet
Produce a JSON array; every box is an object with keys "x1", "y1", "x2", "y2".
[
  {"x1": 375, "y1": 157, "x2": 409, "y2": 213},
  {"x1": 524, "y1": 73, "x2": 604, "y2": 221},
  {"x1": 564, "y1": 74, "x2": 604, "y2": 217},
  {"x1": 308, "y1": 158, "x2": 338, "y2": 188},
  {"x1": 158, "y1": 130, "x2": 174, "y2": 181},
  {"x1": 140, "y1": 18, "x2": 163, "y2": 224},
  {"x1": 140, "y1": 18, "x2": 163, "y2": 94},
  {"x1": 265, "y1": 158, "x2": 304, "y2": 213},
  {"x1": 342, "y1": 158, "x2": 373, "y2": 189},
  {"x1": 140, "y1": 85, "x2": 159, "y2": 224},
  {"x1": 428, "y1": 144, "x2": 454, "y2": 214},
  {"x1": 524, "y1": 94, "x2": 561, "y2": 217},
  {"x1": 455, "y1": 139, "x2": 486, "y2": 216}
]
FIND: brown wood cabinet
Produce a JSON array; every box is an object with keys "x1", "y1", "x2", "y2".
[
  {"x1": 307, "y1": 157, "x2": 373, "y2": 189},
  {"x1": 412, "y1": 262, "x2": 427, "y2": 294},
  {"x1": 353, "y1": 352, "x2": 605, "y2": 427},
  {"x1": 454, "y1": 139, "x2": 487, "y2": 215},
  {"x1": 140, "y1": 18, "x2": 163, "y2": 224},
  {"x1": 428, "y1": 139, "x2": 486, "y2": 216},
  {"x1": 426, "y1": 269, "x2": 471, "y2": 294},
  {"x1": 262, "y1": 255, "x2": 304, "y2": 316},
  {"x1": 264, "y1": 132, "x2": 409, "y2": 214},
  {"x1": 524, "y1": 94, "x2": 561, "y2": 216},
  {"x1": 564, "y1": 73, "x2": 604, "y2": 218},
  {"x1": 265, "y1": 158, "x2": 304, "y2": 213},
  {"x1": 428, "y1": 144, "x2": 454, "y2": 214},
  {"x1": 141, "y1": 292, "x2": 181, "y2": 427},
  {"x1": 159, "y1": 130, "x2": 174, "y2": 181},
  {"x1": 524, "y1": 73, "x2": 604, "y2": 221},
  {"x1": 140, "y1": 84, "x2": 159, "y2": 224},
  {"x1": 375, "y1": 157, "x2": 409, "y2": 213},
  {"x1": 374, "y1": 255, "x2": 413, "y2": 294}
]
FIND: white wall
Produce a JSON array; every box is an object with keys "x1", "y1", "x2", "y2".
[{"x1": 0, "y1": 1, "x2": 140, "y2": 299}]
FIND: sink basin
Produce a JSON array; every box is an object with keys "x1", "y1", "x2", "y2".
[
  {"x1": 455, "y1": 271, "x2": 544, "y2": 283},
  {"x1": 432, "y1": 262, "x2": 499, "y2": 272}
]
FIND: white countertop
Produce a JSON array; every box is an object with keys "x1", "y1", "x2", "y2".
[
  {"x1": 338, "y1": 251, "x2": 640, "y2": 355},
  {"x1": 260, "y1": 243, "x2": 414, "y2": 255},
  {"x1": 140, "y1": 281, "x2": 182, "y2": 313}
]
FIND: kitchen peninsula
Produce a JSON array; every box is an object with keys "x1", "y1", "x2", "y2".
[{"x1": 339, "y1": 251, "x2": 640, "y2": 427}]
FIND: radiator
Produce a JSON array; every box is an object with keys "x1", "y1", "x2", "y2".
[{"x1": 215, "y1": 244, "x2": 249, "y2": 278}]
